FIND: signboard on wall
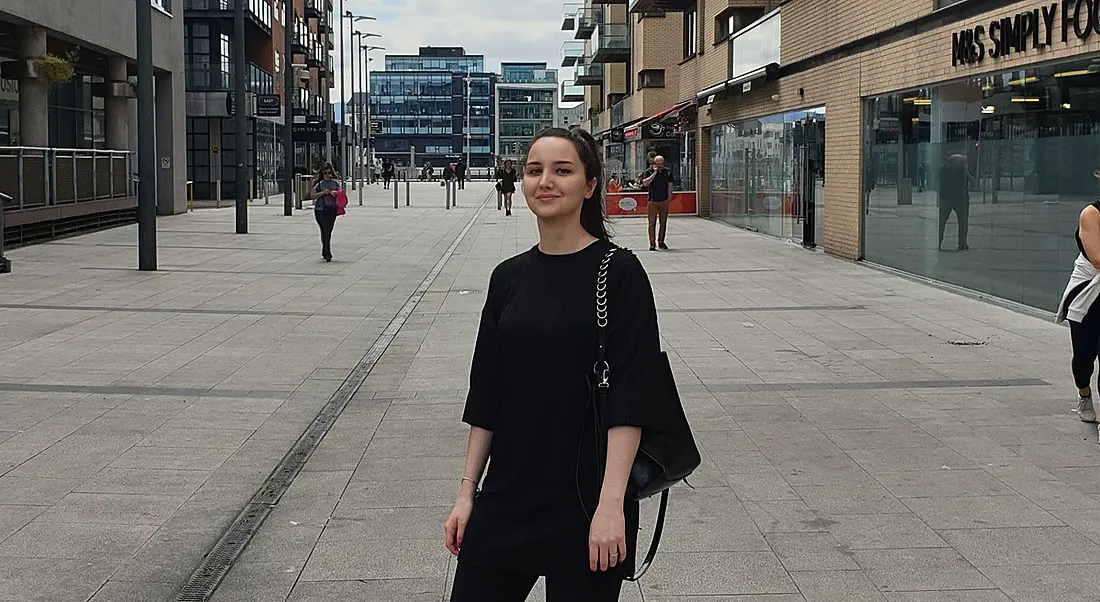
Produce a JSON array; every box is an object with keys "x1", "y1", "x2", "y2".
[
  {"x1": 255, "y1": 94, "x2": 281, "y2": 117},
  {"x1": 0, "y1": 77, "x2": 17, "y2": 104},
  {"x1": 952, "y1": 1, "x2": 1100, "y2": 67},
  {"x1": 605, "y1": 191, "x2": 697, "y2": 217}
]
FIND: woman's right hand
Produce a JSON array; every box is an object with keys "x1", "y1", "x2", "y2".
[{"x1": 444, "y1": 497, "x2": 473, "y2": 556}]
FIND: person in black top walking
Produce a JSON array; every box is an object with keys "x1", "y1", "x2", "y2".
[
  {"x1": 497, "y1": 159, "x2": 519, "y2": 216},
  {"x1": 640, "y1": 155, "x2": 673, "y2": 251},
  {"x1": 381, "y1": 160, "x2": 394, "y2": 190},
  {"x1": 456, "y1": 158, "x2": 468, "y2": 190},
  {"x1": 445, "y1": 127, "x2": 664, "y2": 601}
]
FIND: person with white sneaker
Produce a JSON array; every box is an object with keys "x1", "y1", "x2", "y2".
[{"x1": 1056, "y1": 173, "x2": 1100, "y2": 429}]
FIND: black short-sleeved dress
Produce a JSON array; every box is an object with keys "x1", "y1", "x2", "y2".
[
  {"x1": 459, "y1": 238, "x2": 662, "y2": 577},
  {"x1": 498, "y1": 168, "x2": 518, "y2": 194}
]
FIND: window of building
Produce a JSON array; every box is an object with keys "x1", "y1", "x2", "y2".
[
  {"x1": 861, "y1": 56, "x2": 1100, "y2": 311},
  {"x1": 715, "y1": 6, "x2": 766, "y2": 43},
  {"x1": 220, "y1": 33, "x2": 231, "y2": 89},
  {"x1": 683, "y1": 3, "x2": 698, "y2": 60},
  {"x1": 639, "y1": 69, "x2": 665, "y2": 89}
]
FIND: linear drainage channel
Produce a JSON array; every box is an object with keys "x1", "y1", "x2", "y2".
[{"x1": 174, "y1": 195, "x2": 491, "y2": 602}]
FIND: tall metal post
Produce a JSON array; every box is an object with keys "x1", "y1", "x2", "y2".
[
  {"x1": 136, "y1": 0, "x2": 157, "y2": 270},
  {"x1": 0, "y1": 192, "x2": 11, "y2": 273},
  {"x1": 465, "y1": 71, "x2": 471, "y2": 169},
  {"x1": 348, "y1": 30, "x2": 357, "y2": 192},
  {"x1": 233, "y1": 0, "x2": 248, "y2": 234},
  {"x1": 323, "y1": 8, "x2": 332, "y2": 162},
  {"x1": 339, "y1": 3, "x2": 347, "y2": 178},
  {"x1": 364, "y1": 46, "x2": 372, "y2": 189},
  {"x1": 283, "y1": 0, "x2": 294, "y2": 216},
  {"x1": 356, "y1": 41, "x2": 364, "y2": 205}
]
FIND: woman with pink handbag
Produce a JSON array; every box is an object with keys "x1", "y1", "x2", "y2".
[{"x1": 309, "y1": 162, "x2": 343, "y2": 262}]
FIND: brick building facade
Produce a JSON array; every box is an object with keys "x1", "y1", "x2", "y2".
[{"x1": 567, "y1": 0, "x2": 1100, "y2": 312}]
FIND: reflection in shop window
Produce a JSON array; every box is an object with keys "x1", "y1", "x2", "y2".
[{"x1": 862, "y1": 57, "x2": 1100, "y2": 310}]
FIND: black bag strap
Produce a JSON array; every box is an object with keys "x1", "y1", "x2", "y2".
[{"x1": 593, "y1": 246, "x2": 666, "y2": 582}]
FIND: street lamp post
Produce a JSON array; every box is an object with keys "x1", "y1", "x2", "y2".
[
  {"x1": 362, "y1": 45, "x2": 384, "y2": 193},
  {"x1": 282, "y1": 0, "x2": 294, "y2": 216},
  {"x1": 465, "y1": 70, "x2": 472, "y2": 169},
  {"x1": 342, "y1": 12, "x2": 375, "y2": 180}
]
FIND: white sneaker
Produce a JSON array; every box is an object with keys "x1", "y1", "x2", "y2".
[{"x1": 1077, "y1": 396, "x2": 1096, "y2": 423}]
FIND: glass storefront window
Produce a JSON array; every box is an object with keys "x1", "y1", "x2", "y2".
[
  {"x1": 709, "y1": 107, "x2": 825, "y2": 244},
  {"x1": 862, "y1": 57, "x2": 1100, "y2": 310}
]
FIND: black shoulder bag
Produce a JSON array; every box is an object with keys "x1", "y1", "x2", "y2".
[{"x1": 589, "y1": 246, "x2": 701, "y2": 581}]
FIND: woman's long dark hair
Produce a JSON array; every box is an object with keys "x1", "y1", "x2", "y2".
[{"x1": 529, "y1": 127, "x2": 612, "y2": 241}]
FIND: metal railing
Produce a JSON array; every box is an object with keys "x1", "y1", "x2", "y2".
[{"x1": 0, "y1": 147, "x2": 135, "y2": 211}]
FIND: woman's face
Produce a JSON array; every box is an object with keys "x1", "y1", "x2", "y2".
[{"x1": 523, "y1": 136, "x2": 596, "y2": 223}]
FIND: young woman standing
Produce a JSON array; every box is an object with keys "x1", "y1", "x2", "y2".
[
  {"x1": 444, "y1": 128, "x2": 664, "y2": 601},
  {"x1": 497, "y1": 159, "x2": 519, "y2": 216}
]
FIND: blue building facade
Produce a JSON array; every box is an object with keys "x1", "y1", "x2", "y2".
[{"x1": 369, "y1": 47, "x2": 495, "y2": 168}]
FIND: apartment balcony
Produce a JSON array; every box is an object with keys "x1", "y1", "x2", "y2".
[
  {"x1": 561, "y1": 40, "x2": 584, "y2": 68},
  {"x1": 308, "y1": 42, "x2": 326, "y2": 69},
  {"x1": 183, "y1": 0, "x2": 273, "y2": 33},
  {"x1": 186, "y1": 60, "x2": 273, "y2": 95},
  {"x1": 561, "y1": 81, "x2": 584, "y2": 103},
  {"x1": 628, "y1": 0, "x2": 689, "y2": 10},
  {"x1": 576, "y1": 6, "x2": 604, "y2": 40},
  {"x1": 574, "y1": 60, "x2": 603, "y2": 86},
  {"x1": 591, "y1": 23, "x2": 629, "y2": 63},
  {"x1": 611, "y1": 97, "x2": 626, "y2": 127},
  {"x1": 562, "y1": 3, "x2": 582, "y2": 31},
  {"x1": 304, "y1": 0, "x2": 324, "y2": 19}
]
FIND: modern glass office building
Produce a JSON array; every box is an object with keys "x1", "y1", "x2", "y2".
[
  {"x1": 496, "y1": 62, "x2": 558, "y2": 161},
  {"x1": 369, "y1": 47, "x2": 495, "y2": 168}
]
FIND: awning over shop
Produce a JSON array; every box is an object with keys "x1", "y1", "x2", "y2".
[
  {"x1": 623, "y1": 100, "x2": 696, "y2": 141},
  {"x1": 696, "y1": 63, "x2": 780, "y2": 105}
]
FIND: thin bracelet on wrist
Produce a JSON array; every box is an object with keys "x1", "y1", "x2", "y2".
[{"x1": 460, "y1": 476, "x2": 478, "y2": 487}]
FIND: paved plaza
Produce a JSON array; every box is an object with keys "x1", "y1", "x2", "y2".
[{"x1": 0, "y1": 181, "x2": 1096, "y2": 601}]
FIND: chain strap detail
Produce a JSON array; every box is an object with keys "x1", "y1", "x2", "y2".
[{"x1": 593, "y1": 247, "x2": 618, "y2": 389}]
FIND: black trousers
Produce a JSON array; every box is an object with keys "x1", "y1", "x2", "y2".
[
  {"x1": 458, "y1": 176, "x2": 466, "y2": 190},
  {"x1": 314, "y1": 207, "x2": 337, "y2": 259},
  {"x1": 938, "y1": 198, "x2": 969, "y2": 248},
  {"x1": 450, "y1": 562, "x2": 624, "y2": 602},
  {"x1": 1071, "y1": 301, "x2": 1100, "y2": 390}
]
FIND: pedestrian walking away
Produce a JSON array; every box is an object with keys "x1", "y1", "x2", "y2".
[
  {"x1": 456, "y1": 158, "x2": 468, "y2": 190},
  {"x1": 445, "y1": 127, "x2": 675, "y2": 602},
  {"x1": 497, "y1": 159, "x2": 518, "y2": 216},
  {"x1": 1057, "y1": 169, "x2": 1100, "y2": 432},
  {"x1": 309, "y1": 162, "x2": 343, "y2": 262},
  {"x1": 639, "y1": 156, "x2": 673, "y2": 251},
  {"x1": 382, "y1": 160, "x2": 394, "y2": 190}
]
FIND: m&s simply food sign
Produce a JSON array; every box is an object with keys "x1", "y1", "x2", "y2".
[{"x1": 952, "y1": 1, "x2": 1100, "y2": 66}]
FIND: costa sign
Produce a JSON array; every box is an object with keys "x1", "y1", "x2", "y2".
[{"x1": 952, "y1": 1, "x2": 1100, "y2": 66}]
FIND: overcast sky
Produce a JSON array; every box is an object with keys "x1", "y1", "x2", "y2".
[{"x1": 332, "y1": 0, "x2": 570, "y2": 103}]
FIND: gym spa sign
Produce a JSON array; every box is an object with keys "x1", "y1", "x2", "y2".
[{"x1": 952, "y1": 1, "x2": 1100, "y2": 66}]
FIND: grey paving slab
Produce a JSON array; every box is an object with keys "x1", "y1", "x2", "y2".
[
  {"x1": 789, "y1": 570, "x2": 887, "y2": 602},
  {"x1": 86, "y1": 581, "x2": 178, "y2": 602}
]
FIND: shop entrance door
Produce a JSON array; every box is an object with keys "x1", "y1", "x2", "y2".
[{"x1": 792, "y1": 115, "x2": 825, "y2": 248}]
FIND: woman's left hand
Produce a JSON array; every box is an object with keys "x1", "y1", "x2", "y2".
[{"x1": 588, "y1": 501, "x2": 627, "y2": 572}]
